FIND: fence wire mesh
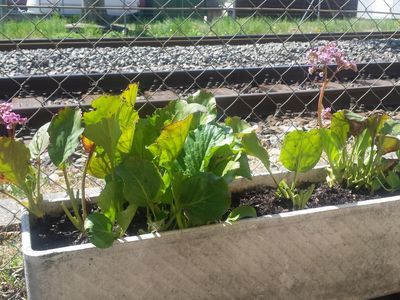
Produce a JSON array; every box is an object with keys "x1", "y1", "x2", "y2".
[{"x1": 1, "y1": 0, "x2": 400, "y2": 298}]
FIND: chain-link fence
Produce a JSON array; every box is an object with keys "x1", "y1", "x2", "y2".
[{"x1": 1, "y1": 0, "x2": 400, "y2": 298}]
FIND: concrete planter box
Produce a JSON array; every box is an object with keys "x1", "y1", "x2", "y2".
[{"x1": 22, "y1": 168, "x2": 400, "y2": 299}]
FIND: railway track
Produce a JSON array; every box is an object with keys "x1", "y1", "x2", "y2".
[
  {"x1": 3, "y1": 62, "x2": 399, "y2": 96},
  {"x1": 3, "y1": 62, "x2": 400, "y2": 134},
  {"x1": 1, "y1": 31, "x2": 400, "y2": 50}
]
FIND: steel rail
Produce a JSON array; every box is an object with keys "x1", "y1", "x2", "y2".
[
  {"x1": 1, "y1": 62, "x2": 398, "y2": 97},
  {"x1": 0, "y1": 31, "x2": 399, "y2": 50}
]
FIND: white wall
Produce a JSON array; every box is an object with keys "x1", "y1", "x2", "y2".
[{"x1": 357, "y1": 0, "x2": 400, "y2": 19}]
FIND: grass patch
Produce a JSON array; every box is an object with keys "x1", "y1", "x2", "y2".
[
  {"x1": 0, "y1": 15, "x2": 118, "y2": 39},
  {"x1": 129, "y1": 16, "x2": 400, "y2": 37},
  {"x1": 1, "y1": 15, "x2": 400, "y2": 39},
  {"x1": 0, "y1": 231, "x2": 26, "y2": 300},
  {"x1": 0, "y1": 15, "x2": 68, "y2": 39}
]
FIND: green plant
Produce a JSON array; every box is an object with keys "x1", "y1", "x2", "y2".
[
  {"x1": 47, "y1": 108, "x2": 86, "y2": 231},
  {"x1": 1, "y1": 86, "x2": 270, "y2": 248},
  {"x1": 246, "y1": 42, "x2": 356, "y2": 210},
  {"x1": 272, "y1": 42, "x2": 400, "y2": 207},
  {"x1": 0, "y1": 103, "x2": 44, "y2": 218},
  {"x1": 82, "y1": 86, "x2": 271, "y2": 247},
  {"x1": 307, "y1": 42, "x2": 399, "y2": 193},
  {"x1": 277, "y1": 129, "x2": 323, "y2": 209},
  {"x1": 321, "y1": 110, "x2": 400, "y2": 193},
  {"x1": 0, "y1": 105, "x2": 89, "y2": 231},
  {"x1": 306, "y1": 42, "x2": 400, "y2": 194}
]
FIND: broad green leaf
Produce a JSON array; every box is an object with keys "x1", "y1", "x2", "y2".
[
  {"x1": 84, "y1": 115, "x2": 121, "y2": 161},
  {"x1": 97, "y1": 178, "x2": 123, "y2": 222},
  {"x1": 85, "y1": 213, "x2": 114, "y2": 249},
  {"x1": 148, "y1": 115, "x2": 193, "y2": 167},
  {"x1": 236, "y1": 153, "x2": 252, "y2": 180},
  {"x1": 170, "y1": 100, "x2": 206, "y2": 122},
  {"x1": 366, "y1": 113, "x2": 390, "y2": 139},
  {"x1": 147, "y1": 100, "x2": 192, "y2": 132},
  {"x1": 320, "y1": 129, "x2": 339, "y2": 164},
  {"x1": 371, "y1": 178, "x2": 382, "y2": 192},
  {"x1": 179, "y1": 124, "x2": 232, "y2": 176},
  {"x1": 149, "y1": 104, "x2": 176, "y2": 130},
  {"x1": 321, "y1": 113, "x2": 347, "y2": 184},
  {"x1": 187, "y1": 90, "x2": 217, "y2": 124},
  {"x1": 206, "y1": 144, "x2": 238, "y2": 176},
  {"x1": 225, "y1": 116, "x2": 254, "y2": 135},
  {"x1": 385, "y1": 171, "x2": 400, "y2": 190},
  {"x1": 176, "y1": 172, "x2": 230, "y2": 226},
  {"x1": 87, "y1": 147, "x2": 112, "y2": 178},
  {"x1": 29, "y1": 122, "x2": 50, "y2": 159},
  {"x1": 207, "y1": 145, "x2": 251, "y2": 180},
  {"x1": 354, "y1": 129, "x2": 371, "y2": 160},
  {"x1": 130, "y1": 103, "x2": 185, "y2": 158},
  {"x1": 161, "y1": 171, "x2": 185, "y2": 205},
  {"x1": 117, "y1": 85, "x2": 140, "y2": 153},
  {"x1": 117, "y1": 158, "x2": 163, "y2": 207},
  {"x1": 47, "y1": 108, "x2": 84, "y2": 167},
  {"x1": 331, "y1": 111, "x2": 350, "y2": 147},
  {"x1": 279, "y1": 129, "x2": 322, "y2": 173},
  {"x1": 117, "y1": 105, "x2": 139, "y2": 154},
  {"x1": 120, "y1": 83, "x2": 138, "y2": 106},
  {"x1": 320, "y1": 126, "x2": 347, "y2": 168},
  {"x1": 83, "y1": 95, "x2": 121, "y2": 125},
  {"x1": 226, "y1": 206, "x2": 257, "y2": 223},
  {"x1": 379, "y1": 119, "x2": 400, "y2": 154},
  {"x1": 344, "y1": 110, "x2": 365, "y2": 122},
  {"x1": 130, "y1": 119, "x2": 157, "y2": 159},
  {"x1": 241, "y1": 131, "x2": 270, "y2": 169},
  {"x1": 321, "y1": 111, "x2": 349, "y2": 165},
  {"x1": 160, "y1": 186, "x2": 174, "y2": 205},
  {"x1": 83, "y1": 87, "x2": 139, "y2": 156},
  {"x1": 0, "y1": 137, "x2": 30, "y2": 186},
  {"x1": 116, "y1": 204, "x2": 137, "y2": 233}
]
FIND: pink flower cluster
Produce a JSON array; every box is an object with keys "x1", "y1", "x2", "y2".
[
  {"x1": 0, "y1": 102, "x2": 27, "y2": 130},
  {"x1": 321, "y1": 107, "x2": 332, "y2": 120},
  {"x1": 307, "y1": 42, "x2": 357, "y2": 75}
]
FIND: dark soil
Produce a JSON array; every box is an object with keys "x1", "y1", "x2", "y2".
[
  {"x1": 30, "y1": 214, "x2": 88, "y2": 250},
  {"x1": 231, "y1": 183, "x2": 382, "y2": 217},
  {"x1": 30, "y1": 207, "x2": 149, "y2": 251},
  {"x1": 30, "y1": 183, "x2": 396, "y2": 251}
]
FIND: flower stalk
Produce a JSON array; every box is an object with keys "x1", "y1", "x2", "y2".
[{"x1": 307, "y1": 42, "x2": 357, "y2": 127}]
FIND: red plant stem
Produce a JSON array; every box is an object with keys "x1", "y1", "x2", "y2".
[
  {"x1": 317, "y1": 65, "x2": 336, "y2": 128},
  {"x1": 7, "y1": 126, "x2": 15, "y2": 139},
  {"x1": 317, "y1": 79, "x2": 328, "y2": 128}
]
